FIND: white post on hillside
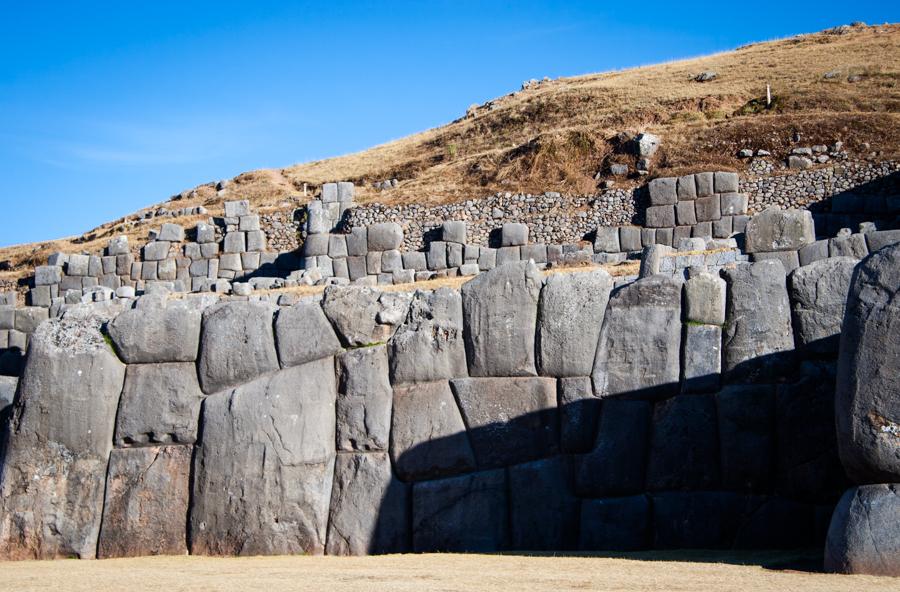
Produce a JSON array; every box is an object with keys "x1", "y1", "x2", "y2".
[{"x1": 766, "y1": 84, "x2": 771, "y2": 108}]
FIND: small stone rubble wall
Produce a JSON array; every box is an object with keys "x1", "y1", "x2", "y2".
[
  {"x1": 1, "y1": 246, "x2": 872, "y2": 559},
  {"x1": 342, "y1": 160, "x2": 898, "y2": 250}
]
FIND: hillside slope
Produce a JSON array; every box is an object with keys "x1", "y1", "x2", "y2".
[{"x1": 2, "y1": 22, "x2": 899, "y2": 280}]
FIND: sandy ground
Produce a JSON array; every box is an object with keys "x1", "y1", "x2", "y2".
[{"x1": 1, "y1": 551, "x2": 896, "y2": 592}]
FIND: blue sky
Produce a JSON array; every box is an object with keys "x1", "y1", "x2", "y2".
[{"x1": 0, "y1": 1, "x2": 896, "y2": 247}]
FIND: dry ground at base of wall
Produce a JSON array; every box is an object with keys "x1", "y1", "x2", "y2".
[{"x1": 0, "y1": 551, "x2": 895, "y2": 592}]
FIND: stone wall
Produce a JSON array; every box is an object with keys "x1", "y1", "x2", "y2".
[
  {"x1": 1, "y1": 247, "x2": 870, "y2": 559},
  {"x1": 339, "y1": 160, "x2": 899, "y2": 250}
]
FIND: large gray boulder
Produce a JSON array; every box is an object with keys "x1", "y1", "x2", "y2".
[
  {"x1": 412, "y1": 469, "x2": 508, "y2": 552},
  {"x1": 108, "y1": 295, "x2": 202, "y2": 363},
  {"x1": 114, "y1": 362, "x2": 205, "y2": 446},
  {"x1": 197, "y1": 301, "x2": 279, "y2": 394},
  {"x1": 390, "y1": 381, "x2": 476, "y2": 481},
  {"x1": 789, "y1": 257, "x2": 857, "y2": 354},
  {"x1": 450, "y1": 377, "x2": 557, "y2": 468},
  {"x1": 722, "y1": 260, "x2": 795, "y2": 381},
  {"x1": 97, "y1": 445, "x2": 191, "y2": 558},
  {"x1": 325, "y1": 452, "x2": 409, "y2": 556},
  {"x1": 537, "y1": 269, "x2": 614, "y2": 377},
  {"x1": 0, "y1": 318, "x2": 126, "y2": 559},
  {"x1": 322, "y1": 286, "x2": 411, "y2": 347},
  {"x1": 389, "y1": 288, "x2": 467, "y2": 384},
  {"x1": 835, "y1": 244, "x2": 900, "y2": 483},
  {"x1": 191, "y1": 358, "x2": 336, "y2": 556},
  {"x1": 592, "y1": 275, "x2": 682, "y2": 398},
  {"x1": 275, "y1": 300, "x2": 343, "y2": 368},
  {"x1": 461, "y1": 261, "x2": 542, "y2": 377},
  {"x1": 825, "y1": 484, "x2": 900, "y2": 576},
  {"x1": 336, "y1": 345, "x2": 392, "y2": 451},
  {"x1": 744, "y1": 207, "x2": 815, "y2": 253}
]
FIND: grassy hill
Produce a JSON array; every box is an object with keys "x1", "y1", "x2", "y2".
[{"x1": 2, "y1": 22, "x2": 898, "y2": 283}]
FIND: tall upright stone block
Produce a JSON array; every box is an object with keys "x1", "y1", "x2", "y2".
[
  {"x1": 461, "y1": 261, "x2": 542, "y2": 377},
  {"x1": 190, "y1": 359, "x2": 337, "y2": 556},
  {"x1": 592, "y1": 275, "x2": 682, "y2": 399},
  {"x1": 0, "y1": 318, "x2": 126, "y2": 560}
]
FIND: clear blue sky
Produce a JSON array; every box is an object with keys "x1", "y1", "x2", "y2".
[{"x1": 0, "y1": 1, "x2": 895, "y2": 247}]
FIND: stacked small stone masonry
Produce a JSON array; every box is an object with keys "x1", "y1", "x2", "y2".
[
  {"x1": 4, "y1": 234, "x2": 892, "y2": 559},
  {"x1": 644, "y1": 171, "x2": 749, "y2": 240},
  {"x1": 35, "y1": 200, "x2": 280, "y2": 303},
  {"x1": 741, "y1": 160, "x2": 900, "y2": 236}
]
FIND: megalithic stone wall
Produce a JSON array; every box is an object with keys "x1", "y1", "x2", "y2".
[
  {"x1": 3, "y1": 237, "x2": 889, "y2": 560},
  {"x1": 823, "y1": 243, "x2": 900, "y2": 577}
]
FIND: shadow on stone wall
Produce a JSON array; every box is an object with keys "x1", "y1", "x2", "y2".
[{"x1": 376, "y1": 352, "x2": 848, "y2": 560}]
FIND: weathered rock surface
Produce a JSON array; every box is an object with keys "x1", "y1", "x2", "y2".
[
  {"x1": 745, "y1": 207, "x2": 815, "y2": 253},
  {"x1": 389, "y1": 288, "x2": 467, "y2": 384},
  {"x1": 835, "y1": 243, "x2": 900, "y2": 483},
  {"x1": 0, "y1": 318, "x2": 126, "y2": 559},
  {"x1": 115, "y1": 362, "x2": 205, "y2": 446},
  {"x1": 108, "y1": 296, "x2": 202, "y2": 363},
  {"x1": 579, "y1": 495, "x2": 650, "y2": 551},
  {"x1": 717, "y1": 385, "x2": 775, "y2": 491},
  {"x1": 508, "y1": 458, "x2": 578, "y2": 550},
  {"x1": 789, "y1": 257, "x2": 857, "y2": 354},
  {"x1": 325, "y1": 452, "x2": 409, "y2": 556},
  {"x1": 412, "y1": 469, "x2": 508, "y2": 552},
  {"x1": 592, "y1": 275, "x2": 682, "y2": 399},
  {"x1": 322, "y1": 286, "x2": 411, "y2": 348},
  {"x1": 824, "y1": 484, "x2": 900, "y2": 576},
  {"x1": 97, "y1": 445, "x2": 191, "y2": 558},
  {"x1": 461, "y1": 261, "x2": 542, "y2": 377},
  {"x1": 646, "y1": 394, "x2": 720, "y2": 491},
  {"x1": 190, "y1": 358, "x2": 336, "y2": 556},
  {"x1": 275, "y1": 300, "x2": 343, "y2": 368},
  {"x1": 776, "y1": 361, "x2": 847, "y2": 501},
  {"x1": 722, "y1": 260, "x2": 795, "y2": 381},
  {"x1": 576, "y1": 399, "x2": 651, "y2": 496},
  {"x1": 537, "y1": 269, "x2": 613, "y2": 377},
  {"x1": 558, "y1": 376, "x2": 599, "y2": 453},
  {"x1": 450, "y1": 377, "x2": 557, "y2": 468},
  {"x1": 683, "y1": 271, "x2": 725, "y2": 326},
  {"x1": 390, "y1": 381, "x2": 476, "y2": 481},
  {"x1": 197, "y1": 301, "x2": 279, "y2": 394},
  {"x1": 336, "y1": 345, "x2": 392, "y2": 451},
  {"x1": 682, "y1": 323, "x2": 722, "y2": 393}
]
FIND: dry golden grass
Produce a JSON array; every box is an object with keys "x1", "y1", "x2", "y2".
[
  {"x1": 0, "y1": 551, "x2": 895, "y2": 592},
  {"x1": 2, "y1": 23, "x2": 897, "y2": 280}
]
